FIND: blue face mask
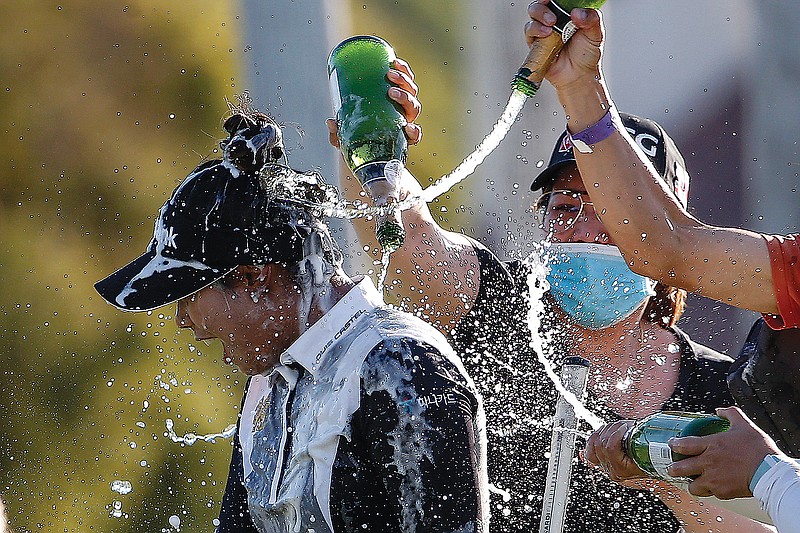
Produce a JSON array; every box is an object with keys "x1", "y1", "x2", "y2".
[{"x1": 544, "y1": 243, "x2": 656, "y2": 330}]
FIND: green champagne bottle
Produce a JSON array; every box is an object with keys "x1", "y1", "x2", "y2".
[
  {"x1": 512, "y1": 0, "x2": 607, "y2": 97},
  {"x1": 623, "y1": 411, "x2": 731, "y2": 482},
  {"x1": 328, "y1": 35, "x2": 407, "y2": 252}
]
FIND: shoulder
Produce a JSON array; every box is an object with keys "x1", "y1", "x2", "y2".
[
  {"x1": 367, "y1": 307, "x2": 454, "y2": 354},
  {"x1": 457, "y1": 237, "x2": 528, "y2": 303},
  {"x1": 360, "y1": 335, "x2": 478, "y2": 404},
  {"x1": 667, "y1": 326, "x2": 735, "y2": 410},
  {"x1": 362, "y1": 336, "x2": 463, "y2": 384},
  {"x1": 461, "y1": 237, "x2": 514, "y2": 278}
]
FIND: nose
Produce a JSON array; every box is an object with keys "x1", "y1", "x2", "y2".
[
  {"x1": 175, "y1": 300, "x2": 192, "y2": 329},
  {"x1": 557, "y1": 205, "x2": 612, "y2": 245}
]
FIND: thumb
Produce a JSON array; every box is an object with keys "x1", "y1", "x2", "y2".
[
  {"x1": 715, "y1": 406, "x2": 746, "y2": 425},
  {"x1": 325, "y1": 118, "x2": 340, "y2": 148},
  {"x1": 570, "y1": 8, "x2": 603, "y2": 44}
]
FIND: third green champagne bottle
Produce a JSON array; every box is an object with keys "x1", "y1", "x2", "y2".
[{"x1": 623, "y1": 411, "x2": 731, "y2": 482}]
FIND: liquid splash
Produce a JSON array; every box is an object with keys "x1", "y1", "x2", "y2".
[
  {"x1": 376, "y1": 250, "x2": 392, "y2": 294},
  {"x1": 110, "y1": 480, "x2": 133, "y2": 495},
  {"x1": 275, "y1": 90, "x2": 528, "y2": 223},
  {"x1": 165, "y1": 418, "x2": 237, "y2": 445},
  {"x1": 420, "y1": 90, "x2": 528, "y2": 202},
  {"x1": 523, "y1": 246, "x2": 605, "y2": 431}
]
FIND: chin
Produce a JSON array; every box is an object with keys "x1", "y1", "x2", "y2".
[{"x1": 225, "y1": 352, "x2": 277, "y2": 376}]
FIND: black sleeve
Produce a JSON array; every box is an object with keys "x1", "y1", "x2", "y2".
[
  {"x1": 664, "y1": 327, "x2": 735, "y2": 413},
  {"x1": 449, "y1": 237, "x2": 530, "y2": 365},
  {"x1": 728, "y1": 318, "x2": 800, "y2": 456},
  {"x1": 355, "y1": 338, "x2": 487, "y2": 533},
  {"x1": 216, "y1": 386, "x2": 259, "y2": 533}
]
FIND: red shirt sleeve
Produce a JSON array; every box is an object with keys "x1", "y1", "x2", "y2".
[{"x1": 762, "y1": 233, "x2": 800, "y2": 330}]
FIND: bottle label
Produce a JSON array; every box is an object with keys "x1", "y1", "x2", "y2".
[
  {"x1": 329, "y1": 67, "x2": 342, "y2": 117},
  {"x1": 648, "y1": 442, "x2": 674, "y2": 479}
]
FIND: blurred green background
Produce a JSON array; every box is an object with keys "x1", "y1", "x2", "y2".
[
  {"x1": 0, "y1": 0, "x2": 471, "y2": 531},
  {"x1": 3, "y1": 0, "x2": 798, "y2": 531}
]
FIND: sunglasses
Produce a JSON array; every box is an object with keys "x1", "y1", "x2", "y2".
[{"x1": 533, "y1": 190, "x2": 596, "y2": 235}]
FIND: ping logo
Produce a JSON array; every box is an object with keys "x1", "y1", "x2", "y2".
[
  {"x1": 625, "y1": 126, "x2": 660, "y2": 157},
  {"x1": 558, "y1": 134, "x2": 574, "y2": 154}
]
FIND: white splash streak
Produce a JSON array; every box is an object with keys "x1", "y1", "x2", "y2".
[
  {"x1": 523, "y1": 248, "x2": 605, "y2": 431},
  {"x1": 165, "y1": 418, "x2": 237, "y2": 445},
  {"x1": 376, "y1": 250, "x2": 392, "y2": 295},
  {"x1": 421, "y1": 90, "x2": 527, "y2": 201},
  {"x1": 294, "y1": 90, "x2": 529, "y2": 221}
]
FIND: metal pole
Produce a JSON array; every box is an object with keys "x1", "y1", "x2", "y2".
[{"x1": 539, "y1": 356, "x2": 591, "y2": 533}]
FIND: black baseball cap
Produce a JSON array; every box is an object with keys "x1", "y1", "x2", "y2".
[
  {"x1": 95, "y1": 116, "x2": 341, "y2": 312},
  {"x1": 531, "y1": 112, "x2": 690, "y2": 208}
]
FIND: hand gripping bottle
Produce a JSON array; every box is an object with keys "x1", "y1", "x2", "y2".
[
  {"x1": 623, "y1": 411, "x2": 730, "y2": 483},
  {"x1": 328, "y1": 35, "x2": 407, "y2": 252},
  {"x1": 512, "y1": 0, "x2": 607, "y2": 97}
]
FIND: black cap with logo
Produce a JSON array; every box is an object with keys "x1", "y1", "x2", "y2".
[
  {"x1": 530, "y1": 112, "x2": 690, "y2": 208},
  {"x1": 95, "y1": 115, "x2": 341, "y2": 312}
]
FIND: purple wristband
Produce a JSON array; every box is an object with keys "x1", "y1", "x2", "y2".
[{"x1": 568, "y1": 110, "x2": 616, "y2": 154}]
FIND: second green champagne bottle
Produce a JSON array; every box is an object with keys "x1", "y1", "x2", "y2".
[{"x1": 328, "y1": 35, "x2": 407, "y2": 252}]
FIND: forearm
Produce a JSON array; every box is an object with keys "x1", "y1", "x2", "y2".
[
  {"x1": 394, "y1": 203, "x2": 481, "y2": 333},
  {"x1": 645, "y1": 480, "x2": 776, "y2": 533},
  {"x1": 557, "y1": 78, "x2": 778, "y2": 313},
  {"x1": 753, "y1": 456, "x2": 800, "y2": 533},
  {"x1": 338, "y1": 159, "x2": 480, "y2": 331},
  {"x1": 557, "y1": 76, "x2": 696, "y2": 269}
]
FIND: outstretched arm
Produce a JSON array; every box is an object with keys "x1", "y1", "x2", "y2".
[
  {"x1": 667, "y1": 406, "x2": 784, "y2": 500},
  {"x1": 327, "y1": 59, "x2": 481, "y2": 332},
  {"x1": 584, "y1": 418, "x2": 777, "y2": 532},
  {"x1": 526, "y1": 1, "x2": 778, "y2": 314}
]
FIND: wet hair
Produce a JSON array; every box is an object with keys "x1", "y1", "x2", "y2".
[
  {"x1": 258, "y1": 164, "x2": 344, "y2": 273},
  {"x1": 643, "y1": 283, "x2": 687, "y2": 328}
]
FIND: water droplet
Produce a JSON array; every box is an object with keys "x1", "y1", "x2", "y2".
[
  {"x1": 664, "y1": 343, "x2": 680, "y2": 354},
  {"x1": 110, "y1": 480, "x2": 133, "y2": 495}
]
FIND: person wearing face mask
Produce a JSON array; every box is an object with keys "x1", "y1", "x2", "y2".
[
  {"x1": 329, "y1": 61, "x2": 762, "y2": 530},
  {"x1": 525, "y1": 3, "x2": 798, "y2": 531}
]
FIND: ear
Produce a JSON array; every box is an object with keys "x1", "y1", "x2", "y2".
[{"x1": 236, "y1": 265, "x2": 267, "y2": 288}]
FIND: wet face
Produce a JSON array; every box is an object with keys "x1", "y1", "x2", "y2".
[
  {"x1": 174, "y1": 265, "x2": 302, "y2": 375},
  {"x1": 537, "y1": 164, "x2": 613, "y2": 245},
  {"x1": 535, "y1": 165, "x2": 654, "y2": 331}
]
